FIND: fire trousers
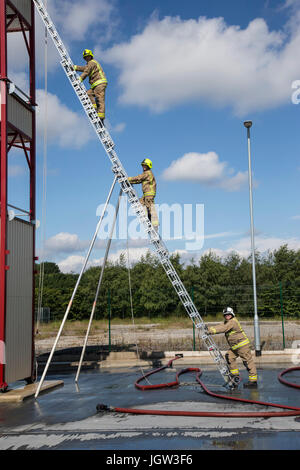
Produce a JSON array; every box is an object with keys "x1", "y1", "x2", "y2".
[
  {"x1": 225, "y1": 345, "x2": 257, "y2": 382},
  {"x1": 87, "y1": 83, "x2": 107, "y2": 119},
  {"x1": 140, "y1": 196, "x2": 159, "y2": 228}
]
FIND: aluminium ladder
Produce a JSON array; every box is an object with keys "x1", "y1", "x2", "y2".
[{"x1": 33, "y1": 0, "x2": 236, "y2": 388}]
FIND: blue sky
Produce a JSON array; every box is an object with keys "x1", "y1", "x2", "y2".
[{"x1": 8, "y1": 0, "x2": 300, "y2": 272}]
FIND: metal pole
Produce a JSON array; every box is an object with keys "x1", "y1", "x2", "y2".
[
  {"x1": 35, "y1": 176, "x2": 117, "y2": 398},
  {"x1": 108, "y1": 288, "x2": 111, "y2": 353},
  {"x1": 279, "y1": 282, "x2": 285, "y2": 349},
  {"x1": 75, "y1": 189, "x2": 122, "y2": 382},
  {"x1": 244, "y1": 121, "x2": 261, "y2": 356},
  {"x1": 192, "y1": 286, "x2": 195, "y2": 351}
]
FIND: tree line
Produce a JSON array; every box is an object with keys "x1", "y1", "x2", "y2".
[{"x1": 35, "y1": 245, "x2": 300, "y2": 321}]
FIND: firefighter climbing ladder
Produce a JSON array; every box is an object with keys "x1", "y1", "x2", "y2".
[{"x1": 33, "y1": 0, "x2": 236, "y2": 397}]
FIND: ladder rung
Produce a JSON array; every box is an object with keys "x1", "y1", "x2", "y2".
[{"x1": 189, "y1": 312, "x2": 197, "y2": 318}]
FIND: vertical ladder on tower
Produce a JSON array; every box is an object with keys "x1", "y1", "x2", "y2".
[{"x1": 33, "y1": 0, "x2": 235, "y2": 388}]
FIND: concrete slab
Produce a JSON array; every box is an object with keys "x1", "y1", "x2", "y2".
[
  {"x1": 0, "y1": 363, "x2": 299, "y2": 450},
  {"x1": 0, "y1": 380, "x2": 64, "y2": 403}
]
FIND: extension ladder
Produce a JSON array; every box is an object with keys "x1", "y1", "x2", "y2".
[{"x1": 33, "y1": 0, "x2": 235, "y2": 388}]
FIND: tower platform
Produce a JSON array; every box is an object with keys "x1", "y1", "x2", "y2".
[{"x1": 0, "y1": 90, "x2": 34, "y2": 143}]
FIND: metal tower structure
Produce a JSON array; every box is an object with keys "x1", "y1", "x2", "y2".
[{"x1": 0, "y1": 0, "x2": 36, "y2": 391}]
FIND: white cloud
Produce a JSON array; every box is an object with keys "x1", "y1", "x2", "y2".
[
  {"x1": 49, "y1": 231, "x2": 300, "y2": 272},
  {"x1": 52, "y1": 0, "x2": 116, "y2": 42},
  {"x1": 7, "y1": 0, "x2": 116, "y2": 87},
  {"x1": 291, "y1": 215, "x2": 300, "y2": 220},
  {"x1": 101, "y1": 246, "x2": 151, "y2": 265},
  {"x1": 170, "y1": 234, "x2": 300, "y2": 265},
  {"x1": 7, "y1": 25, "x2": 59, "y2": 81},
  {"x1": 228, "y1": 235, "x2": 300, "y2": 257},
  {"x1": 36, "y1": 89, "x2": 93, "y2": 148},
  {"x1": 104, "y1": 120, "x2": 126, "y2": 134},
  {"x1": 58, "y1": 246, "x2": 152, "y2": 273},
  {"x1": 284, "y1": 0, "x2": 299, "y2": 6},
  {"x1": 44, "y1": 232, "x2": 89, "y2": 254},
  {"x1": 8, "y1": 165, "x2": 26, "y2": 178},
  {"x1": 8, "y1": 72, "x2": 30, "y2": 97},
  {"x1": 204, "y1": 231, "x2": 240, "y2": 240},
  {"x1": 112, "y1": 122, "x2": 126, "y2": 133},
  {"x1": 39, "y1": 231, "x2": 152, "y2": 262},
  {"x1": 208, "y1": 235, "x2": 300, "y2": 259},
  {"x1": 58, "y1": 255, "x2": 87, "y2": 274},
  {"x1": 103, "y1": 14, "x2": 300, "y2": 114},
  {"x1": 162, "y1": 152, "x2": 248, "y2": 191},
  {"x1": 219, "y1": 171, "x2": 249, "y2": 192},
  {"x1": 163, "y1": 152, "x2": 225, "y2": 182},
  {"x1": 39, "y1": 232, "x2": 107, "y2": 260}
]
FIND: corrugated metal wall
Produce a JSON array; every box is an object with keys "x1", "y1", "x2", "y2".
[
  {"x1": 5, "y1": 218, "x2": 33, "y2": 384},
  {"x1": 7, "y1": 94, "x2": 33, "y2": 139},
  {"x1": 8, "y1": 0, "x2": 32, "y2": 27}
]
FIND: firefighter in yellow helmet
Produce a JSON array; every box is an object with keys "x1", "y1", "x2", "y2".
[
  {"x1": 73, "y1": 49, "x2": 107, "y2": 124},
  {"x1": 128, "y1": 158, "x2": 159, "y2": 231},
  {"x1": 207, "y1": 307, "x2": 258, "y2": 388}
]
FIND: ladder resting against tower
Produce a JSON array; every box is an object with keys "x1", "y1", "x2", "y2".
[{"x1": 33, "y1": 0, "x2": 236, "y2": 389}]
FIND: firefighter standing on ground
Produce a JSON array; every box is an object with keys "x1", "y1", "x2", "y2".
[
  {"x1": 207, "y1": 307, "x2": 258, "y2": 388},
  {"x1": 73, "y1": 49, "x2": 107, "y2": 124},
  {"x1": 128, "y1": 159, "x2": 159, "y2": 231}
]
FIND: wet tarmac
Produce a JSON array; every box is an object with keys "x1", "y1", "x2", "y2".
[{"x1": 0, "y1": 363, "x2": 299, "y2": 451}]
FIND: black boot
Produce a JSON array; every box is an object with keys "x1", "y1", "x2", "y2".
[
  {"x1": 243, "y1": 381, "x2": 258, "y2": 389},
  {"x1": 97, "y1": 114, "x2": 105, "y2": 126}
]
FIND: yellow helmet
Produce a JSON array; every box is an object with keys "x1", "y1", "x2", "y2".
[
  {"x1": 83, "y1": 49, "x2": 94, "y2": 58},
  {"x1": 141, "y1": 158, "x2": 152, "y2": 169}
]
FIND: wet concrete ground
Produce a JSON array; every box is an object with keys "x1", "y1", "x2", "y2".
[{"x1": 0, "y1": 363, "x2": 299, "y2": 451}]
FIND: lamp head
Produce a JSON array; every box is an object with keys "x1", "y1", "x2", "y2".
[{"x1": 244, "y1": 121, "x2": 252, "y2": 129}]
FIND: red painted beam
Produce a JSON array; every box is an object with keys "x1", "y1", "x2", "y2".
[
  {"x1": 0, "y1": 0, "x2": 8, "y2": 390},
  {"x1": 29, "y1": 0, "x2": 36, "y2": 382}
]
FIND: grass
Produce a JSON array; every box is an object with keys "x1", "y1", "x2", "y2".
[
  {"x1": 34, "y1": 315, "x2": 300, "y2": 351},
  {"x1": 35, "y1": 314, "x2": 300, "y2": 340},
  {"x1": 35, "y1": 316, "x2": 209, "y2": 340}
]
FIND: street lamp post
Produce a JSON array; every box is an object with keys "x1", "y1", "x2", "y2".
[{"x1": 244, "y1": 121, "x2": 261, "y2": 356}]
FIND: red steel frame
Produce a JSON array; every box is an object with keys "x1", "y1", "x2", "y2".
[{"x1": 0, "y1": 0, "x2": 36, "y2": 390}]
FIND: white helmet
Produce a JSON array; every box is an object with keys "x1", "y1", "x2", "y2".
[{"x1": 223, "y1": 307, "x2": 235, "y2": 317}]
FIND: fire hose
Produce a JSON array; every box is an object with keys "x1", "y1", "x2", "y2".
[{"x1": 96, "y1": 355, "x2": 300, "y2": 418}]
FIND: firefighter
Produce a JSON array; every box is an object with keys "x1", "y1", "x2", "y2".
[
  {"x1": 73, "y1": 49, "x2": 107, "y2": 124},
  {"x1": 128, "y1": 158, "x2": 159, "y2": 231},
  {"x1": 207, "y1": 307, "x2": 258, "y2": 388}
]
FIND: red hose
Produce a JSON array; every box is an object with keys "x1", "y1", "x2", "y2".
[
  {"x1": 278, "y1": 367, "x2": 300, "y2": 389},
  {"x1": 97, "y1": 358, "x2": 300, "y2": 418},
  {"x1": 135, "y1": 356, "x2": 186, "y2": 390}
]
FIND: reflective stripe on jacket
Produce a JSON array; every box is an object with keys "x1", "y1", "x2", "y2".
[
  {"x1": 208, "y1": 317, "x2": 250, "y2": 351},
  {"x1": 74, "y1": 59, "x2": 107, "y2": 87},
  {"x1": 128, "y1": 169, "x2": 156, "y2": 197}
]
